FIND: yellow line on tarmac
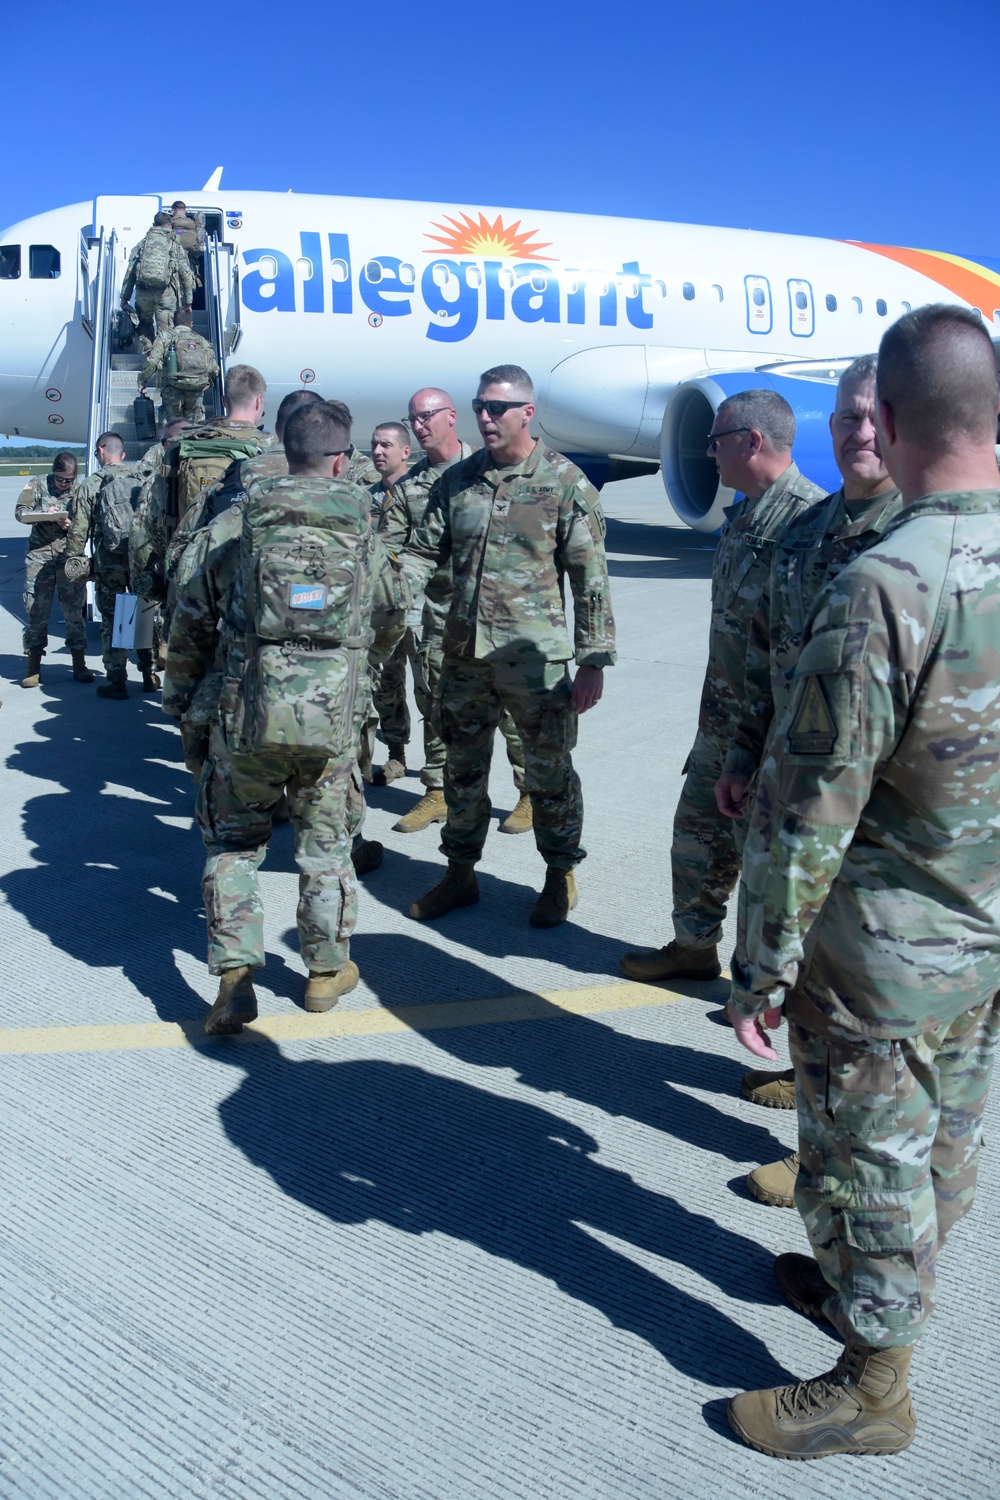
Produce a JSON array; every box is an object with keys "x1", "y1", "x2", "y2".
[{"x1": 0, "y1": 979, "x2": 713, "y2": 1058}]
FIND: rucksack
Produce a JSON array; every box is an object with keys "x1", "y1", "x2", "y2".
[
  {"x1": 136, "y1": 226, "x2": 174, "y2": 289},
  {"x1": 97, "y1": 464, "x2": 145, "y2": 554},
  {"x1": 169, "y1": 333, "x2": 216, "y2": 391},
  {"x1": 223, "y1": 475, "x2": 375, "y2": 758},
  {"x1": 165, "y1": 429, "x2": 265, "y2": 529}
]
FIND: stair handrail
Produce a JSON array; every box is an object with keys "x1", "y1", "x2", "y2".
[
  {"x1": 204, "y1": 234, "x2": 229, "y2": 419},
  {"x1": 85, "y1": 228, "x2": 118, "y2": 475}
]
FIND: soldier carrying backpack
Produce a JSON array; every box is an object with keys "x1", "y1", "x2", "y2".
[
  {"x1": 63, "y1": 432, "x2": 161, "y2": 698},
  {"x1": 120, "y1": 212, "x2": 194, "y2": 350},
  {"x1": 163, "y1": 401, "x2": 406, "y2": 1034},
  {"x1": 138, "y1": 307, "x2": 220, "y2": 427}
]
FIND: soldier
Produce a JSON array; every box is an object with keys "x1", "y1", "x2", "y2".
[
  {"x1": 15, "y1": 451, "x2": 92, "y2": 688},
  {"x1": 163, "y1": 403, "x2": 405, "y2": 1034},
  {"x1": 369, "y1": 421, "x2": 411, "y2": 520},
  {"x1": 138, "y1": 307, "x2": 219, "y2": 428},
  {"x1": 726, "y1": 304, "x2": 1000, "y2": 1459},
  {"x1": 714, "y1": 357, "x2": 904, "y2": 1210},
  {"x1": 323, "y1": 401, "x2": 381, "y2": 488},
  {"x1": 169, "y1": 200, "x2": 205, "y2": 288},
  {"x1": 405, "y1": 365, "x2": 615, "y2": 928},
  {"x1": 120, "y1": 213, "x2": 194, "y2": 349},
  {"x1": 64, "y1": 433, "x2": 157, "y2": 698},
  {"x1": 620, "y1": 390, "x2": 824, "y2": 982}
]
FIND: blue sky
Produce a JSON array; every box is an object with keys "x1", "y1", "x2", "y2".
[{"x1": 3, "y1": 0, "x2": 997, "y2": 254}]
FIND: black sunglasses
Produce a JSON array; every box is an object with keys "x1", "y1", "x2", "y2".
[{"x1": 472, "y1": 399, "x2": 529, "y2": 417}]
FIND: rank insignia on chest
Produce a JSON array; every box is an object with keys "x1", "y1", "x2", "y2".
[
  {"x1": 289, "y1": 583, "x2": 326, "y2": 610},
  {"x1": 788, "y1": 676, "x2": 837, "y2": 755}
]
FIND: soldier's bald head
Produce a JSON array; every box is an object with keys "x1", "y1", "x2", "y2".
[
  {"x1": 878, "y1": 305, "x2": 1000, "y2": 449},
  {"x1": 409, "y1": 387, "x2": 455, "y2": 413}
]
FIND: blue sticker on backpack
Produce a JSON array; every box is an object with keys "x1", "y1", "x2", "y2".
[{"x1": 289, "y1": 583, "x2": 326, "y2": 610}]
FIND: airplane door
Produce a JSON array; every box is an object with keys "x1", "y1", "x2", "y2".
[
  {"x1": 788, "y1": 278, "x2": 815, "y2": 337},
  {"x1": 744, "y1": 274, "x2": 772, "y2": 335},
  {"x1": 92, "y1": 195, "x2": 162, "y2": 266}
]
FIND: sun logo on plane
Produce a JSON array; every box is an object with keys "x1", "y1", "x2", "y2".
[{"x1": 423, "y1": 211, "x2": 556, "y2": 261}]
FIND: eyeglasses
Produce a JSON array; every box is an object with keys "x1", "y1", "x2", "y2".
[
  {"x1": 408, "y1": 407, "x2": 450, "y2": 426},
  {"x1": 707, "y1": 427, "x2": 750, "y2": 452},
  {"x1": 52, "y1": 473, "x2": 75, "y2": 484},
  {"x1": 472, "y1": 399, "x2": 529, "y2": 417},
  {"x1": 323, "y1": 449, "x2": 350, "y2": 457}
]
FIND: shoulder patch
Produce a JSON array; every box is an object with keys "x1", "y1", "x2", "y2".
[{"x1": 788, "y1": 676, "x2": 837, "y2": 755}]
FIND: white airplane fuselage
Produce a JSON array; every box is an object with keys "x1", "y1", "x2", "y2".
[{"x1": 2, "y1": 188, "x2": 998, "y2": 524}]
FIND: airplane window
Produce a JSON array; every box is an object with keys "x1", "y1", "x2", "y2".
[
  {"x1": 712, "y1": 284, "x2": 723, "y2": 302},
  {"x1": 257, "y1": 255, "x2": 278, "y2": 280},
  {"x1": 296, "y1": 257, "x2": 314, "y2": 279},
  {"x1": 0, "y1": 245, "x2": 20, "y2": 279},
  {"x1": 654, "y1": 279, "x2": 667, "y2": 299},
  {"x1": 994, "y1": 310, "x2": 1000, "y2": 325},
  {"x1": 330, "y1": 259, "x2": 349, "y2": 283},
  {"x1": 399, "y1": 263, "x2": 415, "y2": 287},
  {"x1": 29, "y1": 245, "x2": 61, "y2": 279},
  {"x1": 825, "y1": 294, "x2": 837, "y2": 311},
  {"x1": 851, "y1": 296, "x2": 863, "y2": 313},
  {"x1": 752, "y1": 288, "x2": 766, "y2": 307},
  {"x1": 365, "y1": 259, "x2": 383, "y2": 283},
  {"x1": 498, "y1": 268, "x2": 515, "y2": 290},
  {"x1": 795, "y1": 291, "x2": 808, "y2": 310},
  {"x1": 466, "y1": 266, "x2": 482, "y2": 288},
  {"x1": 876, "y1": 298, "x2": 887, "y2": 316},
  {"x1": 530, "y1": 272, "x2": 548, "y2": 293},
  {"x1": 622, "y1": 276, "x2": 639, "y2": 298},
  {"x1": 683, "y1": 282, "x2": 695, "y2": 301},
  {"x1": 901, "y1": 300, "x2": 911, "y2": 313},
  {"x1": 432, "y1": 263, "x2": 451, "y2": 287}
]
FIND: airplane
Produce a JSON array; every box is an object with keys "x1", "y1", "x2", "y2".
[{"x1": 2, "y1": 170, "x2": 999, "y2": 529}]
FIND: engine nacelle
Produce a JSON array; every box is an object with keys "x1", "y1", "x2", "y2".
[{"x1": 660, "y1": 369, "x2": 843, "y2": 531}]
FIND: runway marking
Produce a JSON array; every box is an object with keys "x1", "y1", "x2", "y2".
[{"x1": 0, "y1": 978, "x2": 723, "y2": 1058}]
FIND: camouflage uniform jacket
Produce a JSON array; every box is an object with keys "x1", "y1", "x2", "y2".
[
  {"x1": 731, "y1": 489, "x2": 1000, "y2": 1039},
  {"x1": 725, "y1": 485, "x2": 905, "y2": 780},
  {"x1": 345, "y1": 447, "x2": 380, "y2": 489},
  {"x1": 138, "y1": 326, "x2": 219, "y2": 389},
  {"x1": 405, "y1": 438, "x2": 616, "y2": 668},
  {"x1": 66, "y1": 461, "x2": 143, "y2": 563},
  {"x1": 121, "y1": 232, "x2": 194, "y2": 305},
  {"x1": 15, "y1": 474, "x2": 74, "y2": 551},
  {"x1": 163, "y1": 478, "x2": 406, "y2": 727},
  {"x1": 377, "y1": 441, "x2": 473, "y2": 615},
  {"x1": 696, "y1": 462, "x2": 825, "y2": 744}
]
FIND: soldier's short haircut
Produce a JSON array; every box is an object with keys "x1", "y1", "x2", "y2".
[
  {"x1": 225, "y1": 364, "x2": 266, "y2": 410},
  {"x1": 174, "y1": 306, "x2": 193, "y2": 328},
  {"x1": 284, "y1": 403, "x2": 351, "y2": 469},
  {"x1": 275, "y1": 388, "x2": 326, "y2": 443},
  {"x1": 479, "y1": 364, "x2": 534, "y2": 397},
  {"x1": 324, "y1": 399, "x2": 354, "y2": 427},
  {"x1": 153, "y1": 212, "x2": 171, "y2": 227},
  {"x1": 878, "y1": 304, "x2": 1000, "y2": 447},
  {"x1": 373, "y1": 421, "x2": 411, "y2": 446},
  {"x1": 97, "y1": 432, "x2": 125, "y2": 456},
  {"x1": 716, "y1": 389, "x2": 796, "y2": 452},
  {"x1": 53, "y1": 450, "x2": 78, "y2": 473},
  {"x1": 837, "y1": 353, "x2": 878, "y2": 399},
  {"x1": 171, "y1": 201, "x2": 186, "y2": 211}
]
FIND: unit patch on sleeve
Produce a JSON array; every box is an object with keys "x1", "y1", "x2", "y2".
[{"x1": 787, "y1": 675, "x2": 838, "y2": 755}]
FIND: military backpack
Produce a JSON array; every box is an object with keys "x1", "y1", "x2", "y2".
[
  {"x1": 97, "y1": 463, "x2": 145, "y2": 554},
  {"x1": 164, "y1": 426, "x2": 265, "y2": 530},
  {"x1": 222, "y1": 475, "x2": 375, "y2": 758},
  {"x1": 169, "y1": 333, "x2": 216, "y2": 391},
  {"x1": 136, "y1": 226, "x2": 174, "y2": 290}
]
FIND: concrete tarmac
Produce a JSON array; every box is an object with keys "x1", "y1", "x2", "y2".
[{"x1": 0, "y1": 474, "x2": 995, "y2": 1498}]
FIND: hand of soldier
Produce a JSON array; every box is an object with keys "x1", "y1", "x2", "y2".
[
  {"x1": 139, "y1": 385, "x2": 147, "y2": 396},
  {"x1": 571, "y1": 664, "x2": 604, "y2": 714},
  {"x1": 726, "y1": 1001, "x2": 783, "y2": 1061},
  {"x1": 59, "y1": 515, "x2": 72, "y2": 532},
  {"x1": 715, "y1": 770, "x2": 751, "y2": 818}
]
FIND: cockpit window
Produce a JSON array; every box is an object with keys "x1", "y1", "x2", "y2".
[
  {"x1": 0, "y1": 245, "x2": 21, "y2": 279},
  {"x1": 29, "y1": 245, "x2": 61, "y2": 279}
]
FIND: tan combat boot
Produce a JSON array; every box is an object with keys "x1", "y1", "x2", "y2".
[
  {"x1": 71, "y1": 650, "x2": 95, "y2": 683},
  {"x1": 619, "y1": 939, "x2": 721, "y2": 982},
  {"x1": 741, "y1": 1065, "x2": 796, "y2": 1109},
  {"x1": 500, "y1": 791, "x2": 533, "y2": 834},
  {"x1": 373, "y1": 745, "x2": 407, "y2": 785},
  {"x1": 204, "y1": 966, "x2": 258, "y2": 1035},
  {"x1": 21, "y1": 650, "x2": 43, "y2": 689},
  {"x1": 728, "y1": 1342, "x2": 916, "y2": 1459},
  {"x1": 351, "y1": 839, "x2": 384, "y2": 876},
  {"x1": 305, "y1": 961, "x2": 360, "y2": 1013},
  {"x1": 530, "y1": 867, "x2": 578, "y2": 928},
  {"x1": 394, "y1": 786, "x2": 447, "y2": 833},
  {"x1": 96, "y1": 671, "x2": 129, "y2": 700},
  {"x1": 747, "y1": 1149, "x2": 800, "y2": 1207},
  {"x1": 410, "y1": 861, "x2": 479, "y2": 921},
  {"x1": 773, "y1": 1252, "x2": 833, "y2": 1325}
]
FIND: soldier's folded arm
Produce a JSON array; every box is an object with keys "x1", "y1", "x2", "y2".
[
  {"x1": 559, "y1": 479, "x2": 616, "y2": 669},
  {"x1": 730, "y1": 611, "x2": 899, "y2": 1018}
]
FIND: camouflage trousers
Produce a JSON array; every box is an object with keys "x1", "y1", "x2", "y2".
[
  {"x1": 23, "y1": 543, "x2": 87, "y2": 653},
  {"x1": 135, "y1": 284, "x2": 177, "y2": 346},
  {"x1": 437, "y1": 654, "x2": 582, "y2": 869},
  {"x1": 670, "y1": 730, "x2": 747, "y2": 949},
  {"x1": 160, "y1": 385, "x2": 207, "y2": 427},
  {"x1": 789, "y1": 993, "x2": 1000, "y2": 1349},
  {"x1": 93, "y1": 549, "x2": 158, "y2": 678},
  {"x1": 374, "y1": 598, "x2": 525, "y2": 790},
  {"x1": 196, "y1": 724, "x2": 361, "y2": 975}
]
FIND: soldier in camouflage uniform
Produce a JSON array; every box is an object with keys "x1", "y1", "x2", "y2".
[
  {"x1": 15, "y1": 451, "x2": 91, "y2": 688},
  {"x1": 621, "y1": 389, "x2": 824, "y2": 983},
  {"x1": 726, "y1": 306, "x2": 1000, "y2": 1460},
  {"x1": 405, "y1": 366, "x2": 615, "y2": 929},
  {"x1": 368, "y1": 420, "x2": 411, "y2": 523},
  {"x1": 711, "y1": 359, "x2": 904, "y2": 1203},
  {"x1": 164, "y1": 403, "x2": 406, "y2": 1035},
  {"x1": 64, "y1": 434, "x2": 158, "y2": 697},
  {"x1": 120, "y1": 213, "x2": 194, "y2": 349},
  {"x1": 138, "y1": 307, "x2": 219, "y2": 427}
]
